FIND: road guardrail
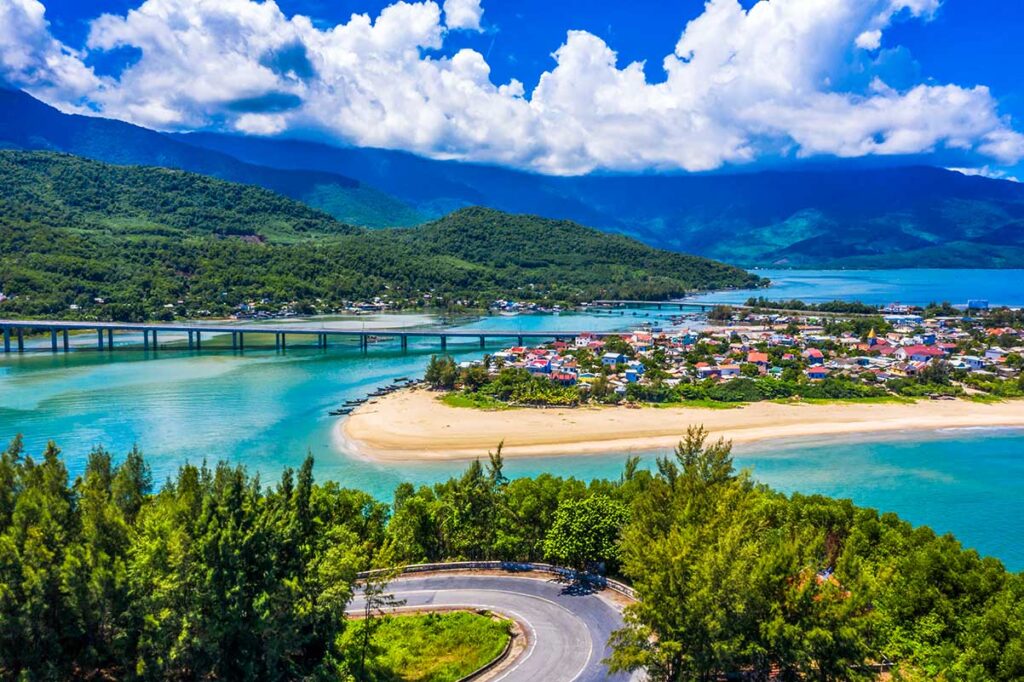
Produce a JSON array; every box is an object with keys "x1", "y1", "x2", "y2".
[{"x1": 357, "y1": 560, "x2": 638, "y2": 600}]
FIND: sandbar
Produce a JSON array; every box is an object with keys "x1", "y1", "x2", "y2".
[{"x1": 337, "y1": 389, "x2": 1024, "y2": 462}]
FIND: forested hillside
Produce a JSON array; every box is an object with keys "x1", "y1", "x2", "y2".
[
  {"x1": 0, "y1": 150, "x2": 355, "y2": 242},
  {"x1": 1, "y1": 431, "x2": 1020, "y2": 680},
  {"x1": 0, "y1": 89, "x2": 423, "y2": 228},
  {"x1": 0, "y1": 152, "x2": 760, "y2": 321},
  {"x1": 393, "y1": 207, "x2": 755, "y2": 299}
]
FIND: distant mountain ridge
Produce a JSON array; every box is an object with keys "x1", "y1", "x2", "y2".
[
  {"x1": 0, "y1": 89, "x2": 424, "y2": 228},
  {"x1": 176, "y1": 132, "x2": 1024, "y2": 268},
  {"x1": 4, "y1": 88, "x2": 1024, "y2": 267}
]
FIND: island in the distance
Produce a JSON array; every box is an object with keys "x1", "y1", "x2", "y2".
[{"x1": 342, "y1": 300, "x2": 1024, "y2": 461}]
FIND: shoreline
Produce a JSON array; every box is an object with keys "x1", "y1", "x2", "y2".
[{"x1": 337, "y1": 389, "x2": 1024, "y2": 462}]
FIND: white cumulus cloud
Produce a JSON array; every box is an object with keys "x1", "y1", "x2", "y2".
[
  {"x1": 2, "y1": 0, "x2": 1022, "y2": 176},
  {"x1": 948, "y1": 166, "x2": 1020, "y2": 183},
  {"x1": 0, "y1": 0, "x2": 101, "y2": 103},
  {"x1": 856, "y1": 30, "x2": 883, "y2": 50},
  {"x1": 442, "y1": 0, "x2": 483, "y2": 31}
]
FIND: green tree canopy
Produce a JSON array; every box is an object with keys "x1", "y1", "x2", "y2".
[{"x1": 543, "y1": 495, "x2": 629, "y2": 572}]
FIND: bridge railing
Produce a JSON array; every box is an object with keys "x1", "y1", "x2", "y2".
[{"x1": 357, "y1": 560, "x2": 638, "y2": 600}]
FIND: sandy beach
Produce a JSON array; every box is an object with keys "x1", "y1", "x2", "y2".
[{"x1": 338, "y1": 389, "x2": 1024, "y2": 462}]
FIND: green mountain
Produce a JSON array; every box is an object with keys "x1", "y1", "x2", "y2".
[
  {"x1": 391, "y1": 207, "x2": 756, "y2": 294},
  {"x1": 7, "y1": 89, "x2": 1024, "y2": 267},
  {"x1": 0, "y1": 149, "x2": 356, "y2": 242},
  {"x1": 176, "y1": 132, "x2": 1024, "y2": 268},
  {"x1": 0, "y1": 152, "x2": 760, "y2": 320},
  {"x1": 0, "y1": 88, "x2": 424, "y2": 228}
]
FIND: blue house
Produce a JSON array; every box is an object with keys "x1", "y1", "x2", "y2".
[
  {"x1": 625, "y1": 360, "x2": 646, "y2": 375},
  {"x1": 985, "y1": 348, "x2": 1007, "y2": 363},
  {"x1": 802, "y1": 348, "x2": 825, "y2": 365},
  {"x1": 805, "y1": 366, "x2": 829, "y2": 380},
  {"x1": 602, "y1": 352, "x2": 625, "y2": 366},
  {"x1": 526, "y1": 358, "x2": 552, "y2": 374}
]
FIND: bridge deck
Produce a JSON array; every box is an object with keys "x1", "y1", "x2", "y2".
[
  {"x1": 0, "y1": 319, "x2": 625, "y2": 339},
  {"x1": 592, "y1": 300, "x2": 874, "y2": 318}
]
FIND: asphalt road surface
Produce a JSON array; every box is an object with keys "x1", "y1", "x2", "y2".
[{"x1": 349, "y1": 573, "x2": 634, "y2": 681}]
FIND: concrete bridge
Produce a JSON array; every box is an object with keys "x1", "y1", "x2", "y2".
[
  {"x1": 0, "y1": 319, "x2": 630, "y2": 354},
  {"x1": 592, "y1": 299, "x2": 876, "y2": 318},
  {"x1": 591, "y1": 299, "x2": 715, "y2": 311}
]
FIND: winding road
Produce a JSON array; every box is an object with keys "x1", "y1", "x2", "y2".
[{"x1": 349, "y1": 573, "x2": 635, "y2": 681}]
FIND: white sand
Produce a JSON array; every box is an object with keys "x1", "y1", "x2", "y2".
[{"x1": 338, "y1": 389, "x2": 1024, "y2": 462}]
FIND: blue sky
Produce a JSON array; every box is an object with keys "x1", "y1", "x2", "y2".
[{"x1": 4, "y1": 0, "x2": 1024, "y2": 178}]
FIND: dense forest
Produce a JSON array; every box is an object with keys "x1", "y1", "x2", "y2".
[
  {"x1": 0, "y1": 152, "x2": 761, "y2": 321},
  {"x1": 1, "y1": 431, "x2": 1021, "y2": 680}
]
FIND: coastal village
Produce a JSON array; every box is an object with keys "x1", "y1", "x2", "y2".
[{"x1": 442, "y1": 301, "x2": 1024, "y2": 404}]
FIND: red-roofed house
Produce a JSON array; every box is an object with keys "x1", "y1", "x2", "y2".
[
  {"x1": 802, "y1": 348, "x2": 825, "y2": 365},
  {"x1": 695, "y1": 362, "x2": 719, "y2": 380},
  {"x1": 894, "y1": 345, "x2": 945, "y2": 362},
  {"x1": 806, "y1": 366, "x2": 829, "y2": 380},
  {"x1": 527, "y1": 358, "x2": 552, "y2": 374},
  {"x1": 747, "y1": 351, "x2": 769, "y2": 367},
  {"x1": 630, "y1": 332, "x2": 653, "y2": 351},
  {"x1": 718, "y1": 364, "x2": 741, "y2": 378},
  {"x1": 550, "y1": 371, "x2": 577, "y2": 386}
]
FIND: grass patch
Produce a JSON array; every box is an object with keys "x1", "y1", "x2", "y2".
[
  {"x1": 440, "y1": 392, "x2": 511, "y2": 410},
  {"x1": 965, "y1": 393, "x2": 1008, "y2": 404},
  {"x1": 441, "y1": 393, "x2": 945, "y2": 410},
  {"x1": 649, "y1": 400, "x2": 745, "y2": 410},
  {"x1": 770, "y1": 395, "x2": 918, "y2": 406},
  {"x1": 342, "y1": 611, "x2": 511, "y2": 682}
]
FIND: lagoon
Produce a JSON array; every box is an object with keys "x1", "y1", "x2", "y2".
[
  {"x1": 2, "y1": 268, "x2": 1023, "y2": 569},
  {"x1": 692, "y1": 267, "x2": 1024, "y2": 307}
]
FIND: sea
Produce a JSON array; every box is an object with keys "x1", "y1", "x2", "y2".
[{"x1": 2, "y1": 268, "x2": 1024, "y2": 569}]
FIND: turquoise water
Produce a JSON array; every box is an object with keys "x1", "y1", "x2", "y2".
[
  {"x1": 0, "y1": 307, "x2": 679, "y2": 491},
  {"x1": 2, "y1": 269, "x2": 1023, "y2": 569},
  {"x1": 693, "y1": 268, "x2": 1024, "y2": 307}
]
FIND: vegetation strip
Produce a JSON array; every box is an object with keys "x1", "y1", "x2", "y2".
[
  {"x1": 457, "y1": 613, "x2": 517, "y2": 682},
  {"x1": 341, "y1": 609, "x2": 512, "y2": 682},
  {"x1": 357, "y1": 606, "x2": 523, "y2": 678}
]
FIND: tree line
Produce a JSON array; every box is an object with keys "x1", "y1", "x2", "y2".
[
  {"x1": 1, "y1": 431, "x2": 1021, "y2": 680},
  {"x1": 744, "y1": 297, "x2": 883, "y2": 315}
]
